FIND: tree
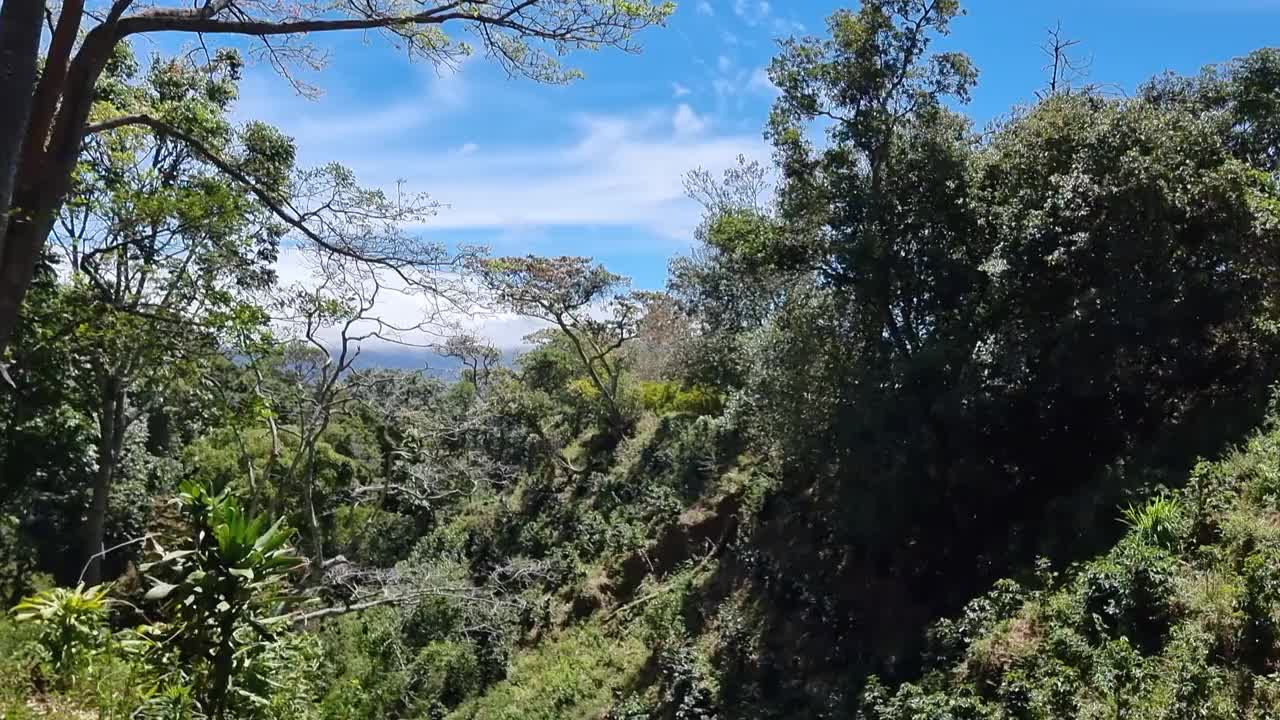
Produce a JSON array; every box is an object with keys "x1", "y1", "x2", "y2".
[
  {"x1": 669, "y1": 155, "x2": 790, "y2": 389},
  {"x1": 245, "y1": 228, "x2": 473, "y2": 579},
  {"x1": 51, "y1": 49, "x2": 289, "y2": 584},
  {"x1": 765, "y1": 0, "x2": 978, "y2": 354},
  {"x1": 669, "y1": 5, "x2": 1280, "y2": 689},
  {"x1": 440, "y1": 332, "x2": 500, "y2": 389},
  {"x1": 0, "y1": 0, "x2": 674, "y2": 359},
  {"x1": 1036, "y1": 21, "x2": 1089, "y2": 100},
  {"x1": 1142, "y1": 47, "x2": 1280, "y2": 176},
  {"x1": 474, "y1": 255, "x2": 643, "y2": 432}
]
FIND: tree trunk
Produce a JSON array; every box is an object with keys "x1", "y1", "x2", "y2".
[
  {"x1": 303, "y1": 461, "x2": 325, "y2": 583},
  {"x1": 0, "y1": 23, "x2": 118, "y2": 356},
  {"x1": 82, "y1": 376, "x2": 125, "y2": 585},
  {"x1": 0, "y1": 0, "x2": 42, "y2": 256},
  {"x1": 0, "y1": 192, "x2": 49, "y2": 353}
]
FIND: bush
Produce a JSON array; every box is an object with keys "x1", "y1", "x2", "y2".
[
  {"x1": 1080, "y1": 540, "x2": 1178, "y2": 652},
  {"x1": 639, "y1": 382, "x2": 724, "y2": 417},
  {"x1": 11, "y1": 583, "x2": 111, "y2": 688},
  {"x1": 1121, "y1": 496, "x2": 1185, "y2": 550},
  {"x1": 333, "y1": 505, "x2": 419, "y2": 567}
]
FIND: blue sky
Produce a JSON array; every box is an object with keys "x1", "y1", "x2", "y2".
[{"x1": 223, "y1": 0, "x2": 1279, "y2": 347}]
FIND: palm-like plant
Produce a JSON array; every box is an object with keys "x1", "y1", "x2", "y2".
[
  {"x1": 140, "y1": 481, "x2": 304, "y2": 719},
  {"x1": 1121, "y1": 496, "x2": 1184, "y2": 550},
  {"x1": 12, "y1": 583, "x2": 111, "y2": 687}
]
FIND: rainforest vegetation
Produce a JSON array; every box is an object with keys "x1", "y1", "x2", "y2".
[{"x1": 3, "y1": 0, "x2": 1280, "y2": 717}]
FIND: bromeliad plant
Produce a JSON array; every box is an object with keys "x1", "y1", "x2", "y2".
[{"x1": 140, "y1": 481, "x2": 305, "y2": 719}]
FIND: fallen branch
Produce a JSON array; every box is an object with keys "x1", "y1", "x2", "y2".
[{"x1": 276, "y1": 592, "x2": 422, "y2": 628}]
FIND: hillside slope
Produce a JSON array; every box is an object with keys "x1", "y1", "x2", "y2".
[
  {"x1": 858, "y1": 418, "x2": 1280, "y2": 719},
  {"x1": 443, "y1": 413, "x2": 1280, "y2": 720}
]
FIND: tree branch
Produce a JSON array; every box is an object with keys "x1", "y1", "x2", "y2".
[{"x1": 82, "y1": 113, "x2": 419, "y2": 272}]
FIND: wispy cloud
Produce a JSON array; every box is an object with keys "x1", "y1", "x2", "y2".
[
  {"x1": 733, "y1": 0, "x2": 770, "y2": 25},
  {"x1": 729, "y1": 0, "x2": 802, "y2": 36},
  {"x1": 708, "y1": 59, "x2": 780, "y2": 108},
  {"x1": 696, "y1": 0, "x2": 714, "y2": 16},
  {"x1": 240, "y1": 79, "x2": 764, "y2": 241},
  {"x1": 749, "y1": 66, "x2": 777, "y2": 94},
  {"x1": 271, "y1": 247, "x2": 549, "y2": 351},
  {"x1": 233, "y1": 55, "x2": 471, "y2": 150},
  {"x1": 672, "y1": 103, "x2": 710, "y2": 136},
  {"x1": 389, "y1": 106, "x2": 761, "y2": 240},
  {"x1": 233, "y1": 50, "x2": 767, "y2": 351}
]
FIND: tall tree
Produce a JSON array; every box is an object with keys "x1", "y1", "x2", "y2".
[
  {"x1": 48, "y1": 49, "x2": 289, "y2": 583},
  {"x1": 440, "y1": 332, "x2": 501, "y2": 389},
  {"x1": 671, "y1": 7, "x2": 1280, "y2": 692},
  {"x1": 0, "y1": 0, "x2": 673, "y2": 359},
  {"x1": 474, "y1": 255, "x2": 642, "y2": 433}
]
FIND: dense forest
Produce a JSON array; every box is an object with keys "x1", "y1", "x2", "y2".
[{"x1": 3, "y1": 0, "x2": 1280, "y2": 717}]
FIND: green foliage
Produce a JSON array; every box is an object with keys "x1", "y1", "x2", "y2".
[
  {"x1": 138, "y1": 481, "x2": 305, "y2": 718},
  {"x1": 1080, "y1": 540, "x2": 1178, "y2": 651},
  {"x1": 667, "y1": 4, "x2": 1280, "y2": 703},
  {"x1": 313, "y1": 603, "x2": 494, "y2": 720},
  {"x1": 448, "y1": 624, "x2": 648, "y2": 720},
  {"x1": 10, "y1": 5, "x2": 1280, "y2": 720},
  {"x1": 333, "y1": 506, "x2": 418, "y2": 568},
  {"x1": 0, "y1": 489, "x2": 316, "y2": 720},
  {"x1": 1121, "y1": 496, "x2": 1185, "y2": 550},
  {"x1": 858, "y1": 417, "x2": 1280, "y2": 719},
  {"x1": 639, "y1": 381, "x2": 724, "y2": 417},
  {"x1": 478, "y1": 257, "x2": 647, "y2": 432},
  {"x1": 11, "y1": 584, "x2": 110, "y2": 687}
]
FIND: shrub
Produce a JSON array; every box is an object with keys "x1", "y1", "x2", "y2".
[
  {"x1": 1080, "y1": 540, "x2": 1178, "y2": 652},
  {"x1": 1122, "y1": 496, "x2": 1185, "y2": 550},
  {"x1": 11, "y1": 583, "x2": 111, "y2": 687},
  {"x1": 639, "y1": 382, "x2": 724, "y2": 417},
  {"x1": 138, "y1": 481, "x2": 306, "y2": 718}
]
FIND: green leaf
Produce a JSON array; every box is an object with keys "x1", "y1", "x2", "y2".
[{"x1": 144, "y1": 581, "x2": 179, "y2": 601}]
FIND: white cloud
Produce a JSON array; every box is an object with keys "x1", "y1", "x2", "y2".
[
  {"x1": 236, "y1": 69, "x2": 767, "y2": 351},
  {"x1": 711, "y1": 64, "x2": 775, "y2": 104},
  {"x1": 271, "y1": 246, "x2": 552, "y2": 351},
  {"x1": 417, "y1": 55, "x2": 472, "y2": 110},
  {"x1": 472, "y1": 313, "x2": 550, "y2": 351},
  {"x1": 696, "y1": 0, "x2": 714, "y2": 15},
  {"x1": 672, "y1": 103, "x2": 709, "y2": 136},
  {"x1": 749, "y1": 66, "x2": 777, "y2": 94},
  {"x1": 733, "y1": 0, "x2": 771, "y2": 25},
  {"x1": 253, "y1": 94, "x2": 765, "y2": 242},
  {"x1": 388, "y1": 106, "x2": 760, "y2": 239},
  {"x1": 772, "y1": 17, "x2": 805, "y2": 35},
  {"x1": 233, "y1": 56, "x2": 470, "y2": 149},
  {"x1": 307, "y1": 104, "x2": 422, "y2": 143},
  {"x1": 728, "y1": 0, "x2": 802, "y2": 36},
  {"x1": 672, "y1": 82, "x2": 692, "y2": 98},
  {"x1": 718, "y1": 54, "x2": 733, "y2": 72},
  {"x1": 713, "y1": 77, "x2": 738, "y2": 100}
]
